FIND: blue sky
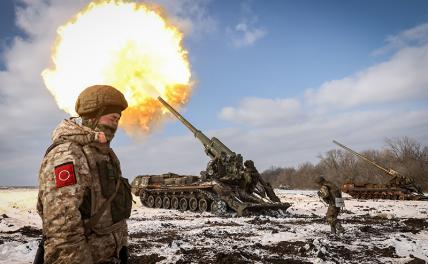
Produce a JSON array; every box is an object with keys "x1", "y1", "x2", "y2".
[
  {"x1": 1, "y1": 0, "x2": 428, "y2": 185},
  {"x1": 175, "y1": 0, "x2": 428, "y2": 129}
]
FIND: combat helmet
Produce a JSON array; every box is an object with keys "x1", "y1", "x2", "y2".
[
  {"x1": 244, "y1": 160, "x2": 255, "y2": 168},
  {"x1": 75, "y1": 85, "x2": 128, "y2": 118}
]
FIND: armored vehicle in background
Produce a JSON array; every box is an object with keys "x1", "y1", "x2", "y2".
[
  {"x1": 333, "y1": 140, "x2": 427, "y2": 200},
  {"x1": 131, "y1": 97, "x2": 291, "y2": 216}
]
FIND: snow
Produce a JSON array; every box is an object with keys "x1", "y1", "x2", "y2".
[
  {"x1": 0, "y1": 188, "x2": 41, "y2": 232},
  {"x1": 0, "y1": 188, "x2": 427, "y2": 263}
]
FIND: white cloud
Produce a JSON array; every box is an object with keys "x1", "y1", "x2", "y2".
[
  {"x1": 117, "y1": 133, "x2": 209, "y2": 177},
  {"x1": 373, "y1": 21, "x2": 428, "y2": 55},
  {"x1": 1, "y1": 1, "x2": 428, "y2": 186},
  {"x1": 0, "y1": 0, "x2": 216, "y2": 185},
  {"x1": 142, "y1": 0, "x2": 217, "y2": 38},
  {"x1": 228, "y1": 22, "x2": 266, "y2": 48},
  {"x1": 226, "y1": 2, "x2": 266, "y2": 48},
  {"x1": 305, "y1": 44, "x2": 428, "y2": 108},
  {"x1": 117, "y1": 109, "x2": 428, "y2": 179},
  {"x1": 229, "y1": 109, "x2": 428, "y2": 169},
  {"x1": 305, "y1": 20, "x2": 428, "y2": 109},
  {"x1": 219, "y1": 97, "x2": 302, "y2": 126},
  {"x1": 1, "y1": 0, "x2": 87, "y2": 186},
  {"x1": 214, "y1": 22, "x2": 428, "y2": 171},
  {"x1": 221, "y1": 35, "x2": 428, "y2": 130}
]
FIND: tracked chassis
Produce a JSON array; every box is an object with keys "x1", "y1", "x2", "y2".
[
  {"x1": 132, "y1": 173, "x2": 291, "y2": 216},
  {"x1": 342, "y1": 183, "x2": 428, "y2": 200}
]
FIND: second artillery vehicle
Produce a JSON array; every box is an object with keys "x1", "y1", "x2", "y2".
[
  {"x1": 333, "y1": 140, "x2": 427, "y2": 200},
  {"x1": 131, "y1": 97, "x2": 290, "y2": 216}
]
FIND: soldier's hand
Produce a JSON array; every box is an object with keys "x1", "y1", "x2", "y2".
[{"x1": 96, "y1": 132, "x2": 107, "y2": 143}]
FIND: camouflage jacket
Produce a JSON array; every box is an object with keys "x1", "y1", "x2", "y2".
[
  {"x1": 319, "y1": 181, "x2": 342, "y2": 207},
  {"x1": 241, "y1": 167, "x2": 259, "y2": 193},
  {"x1": 37, "y1": 119, "x2": 131, "y2": 264}
]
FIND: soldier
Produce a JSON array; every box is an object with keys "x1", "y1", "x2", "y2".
[
  {"x1": 218, "y1": 153, "x2": 245, "y2": 184},
  {"x1": 315, "y1": 176, "x2": 344, "y2": 235},
  {"x1": 243, "y1": 160, "x2": 281, "y2": 203},
  {"x1": 242, "y1": 160, "x2": 258, "y2": 194},
  {"x1": 388, "y1": 173, "x2": 423, "y2": 194},
  {"x1": 36, "y1": 85, "x2": 132, "y2": 263}
]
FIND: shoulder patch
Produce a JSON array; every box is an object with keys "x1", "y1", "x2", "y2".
[{"x1": 54, "y1": 162, "x2": 77, "y2": 188}]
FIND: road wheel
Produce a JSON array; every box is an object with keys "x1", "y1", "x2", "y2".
[
  {"x1": 163, "y1": 196, "x2": 171, "y2": 209},
  {"x1": 189, "y1": 197, "x2": 198, "y2": 211},
  {"x1": 179, "y1": 198, "x2": 188, "y2": 211},
  {"x1": 198, "y1": 198, "x2": 208, "y2": 212},
  {"x1": 171, "y1": 197, "x2": 179, "y2": 209},
  {"x1": 210, "y1": 200, "x2": 227, "y2": 215},
  {"x1": 155, "y1": 196, "x2": 163, "y2": 208},
  {"x1": 146, "y1": 195, "x2": 155, "y2": 208}
]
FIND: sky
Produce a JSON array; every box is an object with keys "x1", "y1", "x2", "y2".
[{"x1": 1, "y1": 0, "x2": 428, "y2": 186}]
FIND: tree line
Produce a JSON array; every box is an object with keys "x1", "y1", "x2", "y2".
[{"x1": 261, "y1": 137, "x2": 428, "y2": 191}]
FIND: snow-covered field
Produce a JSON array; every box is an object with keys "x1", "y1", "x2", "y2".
[{"x1": 0, "y1": 188, "x2": 427, "y2": 263}]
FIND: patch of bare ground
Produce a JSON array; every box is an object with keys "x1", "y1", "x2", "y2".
[
  {"x1": 348, "y1": 217, "x2": 428, "y2": 235},
  {"x1": 128, "y1": 253, "x2": 166, "y2": 264},
  {"x1": 201, "y1": 229, "x2": 255, "y2": 241},
  {"x1": 131, "y1": 230, "x2": 182, "y2": 246},
  {"x1": 246, "y1": 216, "x2": 298, "y2": 231},
  {"x1": 259, "y1": 240, "x2": 315, "y2": 257},
  {"x1": 175, "y1": 248, "x2": 216, "y2": 264},
  {"x1": 205, "y1": 220, "x2": 243, "y2": 227},
  {"x1": 247, "y1": 216, "x2": 272, "y2": 225},
  {"x1": 401, "y1": 218, "x2": 428, "y2": 233},
  {"x1": 213, "y1": 250, "x2": 313, "y2": 264},
  {"x1": 1, "y1": 226, "x2": 42, "y2": 237},
  {"x1": 406, "y1": 256, "x2": 427, "y2": 264},
  {"x1": 317, "y1": 243, "x2": 399, "y2": 263},
  {"x1": 0, "y1": 226, "x2": 42, "y2": 245}
]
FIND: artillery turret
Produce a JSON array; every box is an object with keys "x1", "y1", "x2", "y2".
[
  {"x1": 131, "y1": 98, "x2": 290, "y2": 216},
  {"x1": 333, "y1": 140, "x2": 427, "y2": 200}
]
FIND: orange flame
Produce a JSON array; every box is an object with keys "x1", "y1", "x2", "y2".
[{"x1": 42, "y1": 0, "x2": 192, "y2": 136}]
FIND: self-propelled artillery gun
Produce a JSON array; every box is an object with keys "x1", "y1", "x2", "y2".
[
  {"x1": 333, "y1": 140, "x2": 427, "y2": 200},
  {"x1": 131, "y1": 97, "x2": 290, "y2": 216}
]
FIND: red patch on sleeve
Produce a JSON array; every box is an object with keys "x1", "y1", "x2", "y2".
[{"x1": 54, "y1": 162, "x2": 77, "y2": 188}]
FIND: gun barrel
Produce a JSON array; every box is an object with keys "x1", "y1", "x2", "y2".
[
  {"x1": 158, "y1": 96, "x2": 198, "y2": 135},
  {"x1": 158, "y1": 96, "x2": 234, "y2": 158},
  {"x1": 332, "y1": 140, "x2": 392, "y2": 176}
]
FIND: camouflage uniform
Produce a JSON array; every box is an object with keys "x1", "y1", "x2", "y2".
[
  {"x1": 37, "y1": 85, "x2": 131, "y2": 264},
  {"x1": 243, "y1": 160, "x2": 281, "y2": 203},
  {"x1": 242, "y1": 161, "x2": 258, "y2": 194},
  {"x1": 317, "y1": 177, "x2": 344, "y2": 234}
]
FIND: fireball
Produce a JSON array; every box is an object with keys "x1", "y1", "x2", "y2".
[{"x1": 42, "y1": 0, "x2": 192, "y2": 135}]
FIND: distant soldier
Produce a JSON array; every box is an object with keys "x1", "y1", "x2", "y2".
[
  {"x1": 215, "y1": 153, "x2": 245, "y2": 184},
  {"x1": 205, "y1": 152, "x2": 227, "y2": 180},
  {"x1": 243, "y1": 160, "x2": 281, "y2": 203},
  {"x1": 315, "y1": 176, "x2": 345, "y2": 235},
  {"x1": 388, "y1": 172, "x2": 423, "y2": 194},
  {"x1": 242, "y1": 160, "x2": 259, "y2": 194},
  {"x1": 36, "y1": 85, "x2": 132, "y2": 263}
]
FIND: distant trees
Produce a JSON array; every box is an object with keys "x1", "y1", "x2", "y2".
[{"x1": 261, "y1": 137, "x2": 428, "y2": 191}]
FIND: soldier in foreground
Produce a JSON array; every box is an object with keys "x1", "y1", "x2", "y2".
[
  {"x1": 36, "y1": 85, "x2": 132, "y2": 263},
  {"x1": 315, "y1": 176, "x2": 345, "y2": 235}
]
